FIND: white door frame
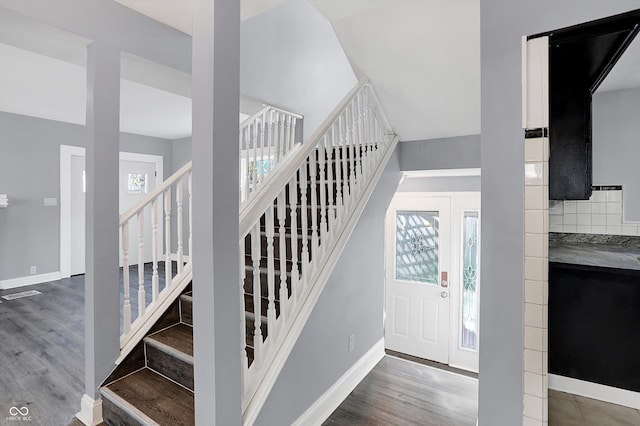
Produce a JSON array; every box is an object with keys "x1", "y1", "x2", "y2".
[
  {"x1": 59, "y1": 145, "x2": 164, "y2": 278},
  {"x1": 385, "y1": 191, "x2": 481, "y2": 372}
]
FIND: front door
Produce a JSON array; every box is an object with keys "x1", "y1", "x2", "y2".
[
  {"x1": 385, "y1": 196, "x2": 451, "y2": 364},
  {"x1": 385, "y1": 192, "x2": 481, "y2": 372}
]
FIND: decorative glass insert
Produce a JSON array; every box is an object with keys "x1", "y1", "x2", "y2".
[
  {"x1": 128, "y1": 173, "x2": 148, "y2": 194},
  {"x1": 461, "y1": 211, "x2": 479, "y2": 350},
  {"x1": 395, "y1": 210, "x2": 439, "y2": 284}
]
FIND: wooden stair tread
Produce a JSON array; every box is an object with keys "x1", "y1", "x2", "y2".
[
  {"x1": 146, "y1": 323, "x2": 193, "y2": 358},
  {"x1": 103, "y1": 368, "x2": 194, "y2": 425}
]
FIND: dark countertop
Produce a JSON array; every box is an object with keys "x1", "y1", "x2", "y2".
[{"x1": 549, "y1": 233, "x2": 640, "y2": 271}]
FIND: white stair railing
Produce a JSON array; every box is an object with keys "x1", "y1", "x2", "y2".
[
  {"x1": 117, "y1": 105, "x2": 302, "y2": 362},
  {"x1": 239, "y1": 79, "x2": 398, "y2": 424},
  {"x1": 240, "y1": 106, "x2": 303, "y2": 204}
]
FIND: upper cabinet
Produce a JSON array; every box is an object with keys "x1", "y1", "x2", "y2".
[{"x1": 545, "y1": 11, "x2": 640, "y2": 200}]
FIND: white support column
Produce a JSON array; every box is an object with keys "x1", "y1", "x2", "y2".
[
  {"x1": 192, "y1": 0, "x2": 242, "y2": 425},
  {"x1": 77, "y1": 42, "x2": 120, "y2": 426}
]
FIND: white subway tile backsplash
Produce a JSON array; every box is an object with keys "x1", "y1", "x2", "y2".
[
  {"x1": 577, "y1": 214, "x2": 591, "y2": 226},
  {"x1": 564, "y1": 201, "x2": 577, "y2": 214},
  {"x1": 591, "y1": 203, "x2": 606, "y2": 214},
  {"x1": 525, "y1": 210, "x2": 545, "y2": 234},
  {"x1": 524, "y1": 372, "x2": 544, "y2": 398},
  {"x1": 563, "y1": 213, "x2": 577, "y2": 225},
  {"x1": 525, "y1": 233, "x2": 545, "y2": 258},
  {"x1": 606, "y1": 226, "x2": 622, "y2": 235},
  {"x1": 525, "y1": 163, "x2": 544, "y2": 186},
  {"x1": 591, "y1": 214, "x2": 606, "y2": 226},
  {"x1": 525, "y1": 256, "x2": 546, "y2": 281},
  {"x1": 577, "y1": 203, "x2": 592, "y2": 214},
  {"x1": 549, "y1": 200, "x2": 563, "y2": 215},
  {"x1": 549, "y1": 215, "x2": 563, "y2": 226},
  {"x1": 607, "y1": 202, "x2": 622, "y2": 215},
  {"x1": 549, "y1": 188, "x2": 639, "y2": 236},
  {"x1": 524, "y1": 349, "x2": 543, "y2": 374},
  {"x1": 606, "y1": 190, "x2": 622, "y2": 202},
  {"x1": 525, "y1": 280, "x2": 544, "y2": 305},
  {"x1": 622, "y1": 224, "x2": 639, "y2": 236},
  {"x1": 549, "y1": 224, "x2": 563, "y2": 233},
  {"x1": 524, "y1": 394, "x2": 544, "y2": 421},
  {"x1": 525, "y1": 186, "x2": 545, "y2": 211},
  {"x1": 525, "y1": 326, "x2": 544, "y2": 351},
  {"x1": 525, "y1": 303, "x2": 543, "y2": 328},
  {"x1": 606, "y1": 214, "x2": 622, "y2": 225},
  {"x1": 525, "y1": 138, "x2": 545, "y2": 162}
]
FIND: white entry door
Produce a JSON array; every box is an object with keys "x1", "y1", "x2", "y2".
[
  {"x1": 63, "y1": 147, "x2": 162, "y2": 277},
  {"x1": 385, "y1": 192, "x2": 481, "y2": 372},
  {"x1": 385, "y1": 196, "x2": 451, "y2": 364},
  {"x1": 118, "y1": 155, "x2": 160, "y2": 266}
]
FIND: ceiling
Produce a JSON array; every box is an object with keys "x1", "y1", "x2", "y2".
[{"x1": 2, "y1": 1, "x2": 640, "y2": 141}]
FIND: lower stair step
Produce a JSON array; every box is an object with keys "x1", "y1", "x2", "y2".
[
  {"x1": 144, "y1": 324, "x2": 194, "y2": 391},
  {"x1": 101, "y1": 368, "x2": 194, "y2": 426}
]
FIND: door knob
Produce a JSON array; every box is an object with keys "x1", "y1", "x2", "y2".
[{"x1": 441, "y1": 291, "x2": 448, "y2": 298}]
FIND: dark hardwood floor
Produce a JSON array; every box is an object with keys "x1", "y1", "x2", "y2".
[{"x1": 323, "y1": 355, "x2": 479, "y2": 426}]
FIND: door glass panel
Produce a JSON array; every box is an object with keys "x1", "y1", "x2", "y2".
[
  {"x1": 461, "y1": 211, "x2": 479, "y2": 350},
  {"x1": 395, "y1": 210, "x2": 439, "y2": 284}
]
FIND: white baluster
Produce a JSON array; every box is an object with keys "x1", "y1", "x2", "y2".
[
  {"x1": 137, "y1": 211, "x2": 145, "y2": 318},
  {"x1": 251, "y1": 223, "x2": 263, "y2": 365},
  {"x1": 277, "y1": 191, "x2": 288, "y2": 322},
  {"x1": 288, "y1": 176, "x2": 299, "y2": 301},
  {"x1": 242, "y1": 128, "x2": 250, "y2": 203},
  {"x1": 284, "y1": 114, "x2": 292, "y2": 155},
  {"x1": 265, "y1": 205, "x2": 277, "y2": 338},
  {"x1": 151, "y1": 198, "x2": 159, "y2": 302},
  {"x1": 259, "y1": 113, "x2": 266, "y2": 187},
  {"x1": 352, "y1": 96, "x2": 362, "y2": 188},
  {"x1": 290, "y1": 117, "x2": 297, "y2": 152},
  {"x1": 188, "y1": 170, "x2": 193, "y2": 262},
  {"x1": 252, "y1": 121, "x2": 259, "y2": 193},
  {"x1": 176, "y1": 179, "x2": 184, "y2": 274},
  {"x1": 269, "y1": 110, "x2": 277, "y2": 165},
  {"x1": 278, "y1": 112, "x2": 285, "y2": 160},
  {"x1": 164, "y1": 188, "x2": 172, "y2": 287},
  {"x1": 122, "y1": 222, "x2": 131, "y2": 334}
]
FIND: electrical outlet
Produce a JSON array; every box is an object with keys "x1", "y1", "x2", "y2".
[
  {"x1": 29, "y1": 266, "x2": 37, "y2": 275},
  {"x1": 348, "y1": 333, "x2": 355, "y2": 352}
]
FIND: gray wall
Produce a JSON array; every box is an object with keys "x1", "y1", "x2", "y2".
[
  {"x1": 593, "y1": 87, "x2": 640, "y2": 221},
  {"x1": 171, "y1": 136, "x2": 192, "y2": 173},
  {"x1": 240, "y1": 0, "x2": 357, "y2": 142},
  {"x1": 0, "y1": 111, "x2": 172, "y2": 282},
  {"x1": 398, "y1": 175, "x2": 481, "y2": 193},
  {"x1": 480, "y1": 1, "x2": 640, "y2": 425},
  {"x1": 399, "y1": 134, "x2": 481, "y2": 171},
  {"x1": 255, "y1": 147, "x2": 402, "y2": 425}
]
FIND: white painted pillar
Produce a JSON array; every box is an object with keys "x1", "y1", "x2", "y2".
[
  {"x1": 77, "y1": 42, "x2": 121, "y2": 426},
  {"x1": 192, "y1": 0, "x2": 242, "y2": 424}
]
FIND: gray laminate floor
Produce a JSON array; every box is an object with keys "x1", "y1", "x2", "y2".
[
  {"x1": 549, "y1": 389, "x2": 640, "y2": 425},
  {"x1": 323, "y1": 355, "x2": 479, "y2": 426}
]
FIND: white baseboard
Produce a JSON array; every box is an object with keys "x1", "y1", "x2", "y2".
[
  {"x1": 292, "y1": 338, "x2": 385, "y2": 426},
  {"x1": 549, "y1": 374, "x2": 640, "y2": 410},
  {"x1": 0, "y1": 271, "x2": 62, "y2": 290},
  {"x1": 75, "y1": 394, "x2": 103, "y2": 426}
]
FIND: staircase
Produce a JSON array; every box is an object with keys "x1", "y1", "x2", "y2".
[{"x1": 98, "y1": 79, "x2": 397, "y2": 425}]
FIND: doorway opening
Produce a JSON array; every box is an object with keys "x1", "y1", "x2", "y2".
[{"x1": 384, "y1": 190, "x2": 481, "y2": 374}]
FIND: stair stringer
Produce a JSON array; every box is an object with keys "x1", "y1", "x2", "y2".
[{"x1": 242, "y1": 134, "x2": 399, "y2": 425}]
